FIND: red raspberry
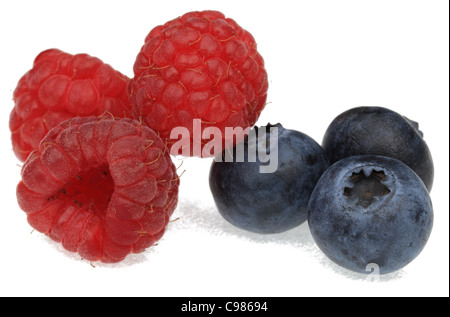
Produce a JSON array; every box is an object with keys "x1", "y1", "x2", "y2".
[
  {"x1": 16, "y1": 116, "x2": 179, "y2": 263},
  {"x1": 129, "y1": 10, "x2": 268, "y2": 157},
  {"x1": 10, "y1": 49, "x2": 132, "y2": 162}
]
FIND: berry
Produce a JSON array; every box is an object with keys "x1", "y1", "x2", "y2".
[
  {"x1": 209, "y1": 123, "x2": 330, "y2": 234},
  {"x1": 10, "y1": 49, "x2": 132, "y2": 162},
  {"x1": 16, "y1": 116, "x2": 179, "y2": 263},
  {"x1": 308, "y1": 155, "x2": 433, "y2": 274},
  {"x1": 322, "y1": 106, "x2": 434, "y2": 191},
  {"x1": 129, "y1": 10, "x2": 268, "y2": 157}
]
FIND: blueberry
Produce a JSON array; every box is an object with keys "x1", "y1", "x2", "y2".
[
  {"x1": 209, "y1": 123, "x2": 330, "y2": 234},
  {"x1": 322, "y1": 106, "x2": 434, "y2": 191},
  {"x1": 308, "y1": 155, "x2": 434, "y2": 274}
]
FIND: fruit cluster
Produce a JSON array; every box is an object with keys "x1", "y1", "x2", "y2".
[
  {"x1": 11, "y1": 10, "x2": 267, "y2": 263},
  {"x1": 10, "y1": 10, "x2": 434, "y2": 274},
  {"x1": 210, "y1": 107, "x2": 434, "y2": 274}
]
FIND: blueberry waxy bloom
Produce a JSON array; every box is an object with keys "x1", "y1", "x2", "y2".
[{"x1": 308, "y1": 155, "x2": 433, "y2": 274}]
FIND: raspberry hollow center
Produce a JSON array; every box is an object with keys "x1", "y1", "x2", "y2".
[
  {"x1": 58, "y1": 164, "x2": 114, "y2": 217},
  {"x1": 344, "y1": 170, "x2": 391, "y2": 208}
]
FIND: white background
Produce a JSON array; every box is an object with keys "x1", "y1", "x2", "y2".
[{"x1": 0, "y1": 0, "x2": 448, "y2": 297}]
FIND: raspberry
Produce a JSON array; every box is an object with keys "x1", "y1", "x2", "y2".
[
  {"x1": 16, "y1": 116, "x2": 179, "y2": 263},
  {"x1": 129, "y1": 10, "x2": 268, "y2": 157},
  {"x1": 10, "y1": 49, "x2": 132, "y2": 162}
]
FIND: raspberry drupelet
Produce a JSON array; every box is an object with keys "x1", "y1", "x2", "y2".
[
  {"x1": 16, "y1": 116, "x2": 179, "y2": 263},
  {"x1": 129, "y1": 10, "x2": 269, "y2": 157},
  {"x1": 10, "y1": 49, "x2": 132, "y2": 162}
]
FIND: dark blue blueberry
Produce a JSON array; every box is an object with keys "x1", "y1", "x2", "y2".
[
  {"x1": 308, "y1": 155, "x2": 434, "y2": 274},
  {"x1": 322, "y1": 106, "x2": 434, "y2": 191},
  {"x1": 209, "y1": 123, "x2": 330, "y2": 234}
]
